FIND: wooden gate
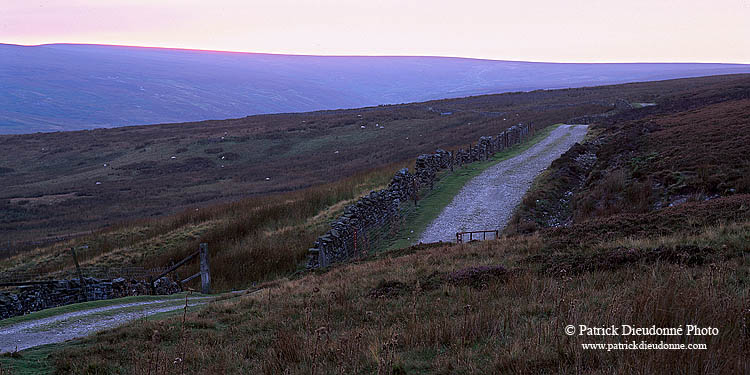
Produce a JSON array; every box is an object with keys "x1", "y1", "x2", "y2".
[
  {"x1": 150, "y1": 243, "x2": 211, "y2": 294},
  {"x1": 456, "y1": 230, "x2": 499, "y2": 243}
]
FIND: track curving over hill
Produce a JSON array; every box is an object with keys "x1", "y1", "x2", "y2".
[{"x1": 420, "y1": 125, "x2": 588, "y2": 243}]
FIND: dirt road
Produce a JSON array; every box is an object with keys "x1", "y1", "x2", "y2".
[
  {"x1": 420, "y1": 125, "x2": 588, "y2": 243},
  {"x1": 0, "y1": 295, "x2": 213, "y2": 353}
]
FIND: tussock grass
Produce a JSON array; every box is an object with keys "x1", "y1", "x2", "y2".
[
  {"x1": 1, "y1": 162, "x2": 406, "y2": 291},
  {"x1": 41, "y1": 221, "x2": 749, "y2": 374},
  {"x1": 0, "y1": 344, "x2": 55, "y2": 375},
  {"x1": 599, "y1": 221, "x2": 750, "y2": 255}
]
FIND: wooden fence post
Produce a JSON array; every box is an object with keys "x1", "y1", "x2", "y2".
[
  {"x1": 70, "y1": 247, "x2": 85, "y2": 283},
  {"x1": 199, "y1": 243, "x2": 211, "y2": 294},
  {"x1": 148, "y1": 276, "x2": 157, "y2": 295},
  {"x1": 70, "y1": 247, "x2": 88, "y2": 301}
]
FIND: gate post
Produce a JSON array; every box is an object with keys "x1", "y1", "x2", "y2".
[
  {"x1": 70, "y1": 247, "x2": 88, "y2": 301},
  {"x1": 70, "y1": 247, "x2": 85, "y2": 284},
  {"x1": 199, "y1": 243, "x2": 211, "y2": 294},
  {"x1": 148, "y1": 276, "x2": 157, "y2": 295}
]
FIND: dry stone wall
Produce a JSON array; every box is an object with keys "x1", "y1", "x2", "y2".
[
  {"x1": 307, "y1": 122, "x2": 539, "y2": 269},
  {"x1": 0, "y1": 277, "x2": 179, "y2": 320}
]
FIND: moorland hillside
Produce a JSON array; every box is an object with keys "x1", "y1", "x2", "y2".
[
  {"x1": 3, "y1": 74, "x2": 748, "y2": 252},
  {"x1": 43, "y1": 73, "x2": 750, "y2": 375}
]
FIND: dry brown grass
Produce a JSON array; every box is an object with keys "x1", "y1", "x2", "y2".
[
  {"x1": 50, "y1": 221, "x2": 749, "y2": 374},
  {"x1": 508, "y1": 89, "x2": 750, "y2": 235},
  {"x1": 0, "y1": 163, "x2": 404, "y2": 290},
  {"x1": 8, "y1": 75, "x2": 750, "y2": 373},
  {"x1": 573, "y1": 168, "x2": 655, "y2": 220}
]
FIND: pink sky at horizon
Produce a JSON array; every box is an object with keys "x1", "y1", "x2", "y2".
[{"x1": 2, "y1": 0, "x2": 750, "y2": 64}]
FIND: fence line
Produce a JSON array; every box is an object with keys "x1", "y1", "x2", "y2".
[{"x1": 456, "y1": 230, "x2": 500, "y2": 243}]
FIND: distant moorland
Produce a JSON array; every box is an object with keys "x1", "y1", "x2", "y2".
[{"x1": 3, "y1": 43, "x2": 750, "y2": 133}]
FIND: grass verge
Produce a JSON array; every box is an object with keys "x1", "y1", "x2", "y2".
[{"x1": 0, "y1": 344, "x2": 56, "y2": 375}]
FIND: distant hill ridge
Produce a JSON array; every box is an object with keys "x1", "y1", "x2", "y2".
[{"x1": 2, "y1": 43, "x2": 750, "y2": 134}]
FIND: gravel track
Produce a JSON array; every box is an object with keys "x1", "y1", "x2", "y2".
[
  {"x1": 0, "y1": 295, "x2": 213, "y2": 353},
  {"x1": 420, "y1": 125, "x2": 588, "y2": 243},
  {"x1": 0, "y1": 126, "x2": 586, "y2": 355}
]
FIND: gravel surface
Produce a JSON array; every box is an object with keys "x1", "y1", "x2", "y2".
[
  {"x1": 420, "y1": 125, "x2": 588, "y2": 243},
  {"x1": 0, "y1": 295, "x2": 212, "y2": 353}
]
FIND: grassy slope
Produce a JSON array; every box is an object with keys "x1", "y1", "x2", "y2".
[
  {"x1": 29, "y1": 76, "x2": 750, "y2": 375},
  {"x1": 15, "y1": 212, "x2": 746, "y2": 374},
  {"x1": 508, "y1": 84, "x2": 750, "y2": 234},
  {"x1": 1, "y1": 77, "x2": 666, "y2": 288},
  {"x1": 388, "y1": 124, "x2": 562, "y2": 250},
  {"x1": 0, "y1": 163, "x2": 403, "y2": 291},
  {"x1": 0, "y1": 89, "x2": 600, "y2": 249},
  {"x1": 2, "y1": 74, "x2": 748, "y2": 249},
  {"x1": 3, "y1": 76, "x2": 748, "y2": 296},
  {"x1": 3, "y1": 76, "x2": 750, "y2": 373},
  {"x1": 0, "y1": 123, "x2": 561, "y2": 290},
  {"x1": 1, "y1": 345, "x2": 55, "y2": 375}
]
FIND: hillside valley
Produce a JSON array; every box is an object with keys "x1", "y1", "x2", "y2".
[
  {"x1": 4, "y1": 0, "x2": 750, "y2": 373},
  {"x1": 1, "y1": 73, "x2": 747, "y2": 374},
  {"x1": 3, "y1": 74, "x2": 749, "y2": 252}
]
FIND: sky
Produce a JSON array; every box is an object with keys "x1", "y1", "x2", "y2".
[{"x1": 2, "y1": 0, "x2": 750, "y2": 63}]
